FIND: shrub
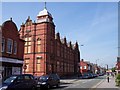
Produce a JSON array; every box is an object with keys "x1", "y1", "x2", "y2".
[
  {"x1": 115, "y1": 74, "x2": 120, "y2": 86},
  {"x1": 116, "y1": 74, "x2": 120, "y2": 79}
]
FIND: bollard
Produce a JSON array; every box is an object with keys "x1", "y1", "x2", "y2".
[{"x1": 107, "y1": 76, "x2": 109, "y2": 83}]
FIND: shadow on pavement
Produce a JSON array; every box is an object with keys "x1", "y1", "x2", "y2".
[
  {"x1": 50, "y1": 85, "x2": 68, "y2": 89},
  {"x1": 60, "y1": 82, "x2": 73, "y2": 85},
  {"x1": 37, "y1": 85, "x2": 68, "y2": 90}
]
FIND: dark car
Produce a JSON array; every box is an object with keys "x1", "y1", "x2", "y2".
[
  {"x1": 99, "y1": 73, "x2": 105, "y2": 76},
  {"x1": 82, "y1": 73, "x2": 89, "y2": 79},
  {"x1": 0, "y1": 74, "x2": 37, "y2": 90},
  {"x1": 87, "y1": 73, "x2": 94, "y2": 78},
  {"x1": 37, "y1": 73, "x2": 60, "y2": 89},
  {"x1": 93, "y1": 74, "x2": 98, "y2": 78}
]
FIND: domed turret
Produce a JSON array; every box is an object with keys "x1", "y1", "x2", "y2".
[
  {"x1": 37, "y1": 3, "x2": 53, "y2": 23},
  {"x1": 37, "y1": 8, "x2": 52, "y2": 18}
]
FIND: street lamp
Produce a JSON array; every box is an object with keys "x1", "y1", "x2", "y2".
[
  {"x1": 105, "y1": 64, "x2": 108, "y2": 70},
  {"x1": 79, "y1": 44, "x2": 84, "y2": 76},
  {"x1": 79, "y1": 44, "x2": 84, "y2": 60},
  {"x1": 96, "y1": 59, "x2": 99, "y2": 65}
]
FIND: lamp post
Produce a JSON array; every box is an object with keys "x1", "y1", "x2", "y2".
[
  {"x1": 80, "y1": 45, "x2": 84, "y2": 59},
  {"x1": 105, "y1": 64, "x2": 109, "y2": 75},
  {"x1": 106, "y1": 64, "x2": 108, "y2": 70},
  {"x1": 95, "y1": 59, "x2": 99, "y2": 74},
  {"x1": 79, "y1": 44, "x2": 84, "y2": 77},
  {"x1": 96, "y1": 59, "x2": 99, "y2": 65}
]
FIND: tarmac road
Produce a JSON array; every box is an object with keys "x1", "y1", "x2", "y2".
[{"x1": 49, "y1": 76, "x2": 106, "y2": 90}]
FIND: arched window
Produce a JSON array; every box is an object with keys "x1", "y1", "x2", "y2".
[
  {"x1": 7, "y1": 38, "x2": 13, "y2": 54},
  {"x1": 37, "y1": 38, "x2": 41, "y2": 53}
]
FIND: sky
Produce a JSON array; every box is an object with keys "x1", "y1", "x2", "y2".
[{"x1": 1, "y1": 2, "x2": 118, "y2": 68}]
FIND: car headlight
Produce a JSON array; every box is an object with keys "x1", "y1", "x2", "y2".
[
  {"x1": 41, "y1": 82, "x2": 46, "y2": 85},
  {"x1": 0, "y1": 86, "x2": 8, "y2": 90},
  {"x1": 38, "y1": 82, "x2": 46, "y2": 85}
]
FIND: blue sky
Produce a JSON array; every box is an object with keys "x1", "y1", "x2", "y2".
[{"x1": 2, "y1": 2, "x2": 118, "y2": 68}]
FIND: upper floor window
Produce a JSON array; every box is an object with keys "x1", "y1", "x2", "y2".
[
  {"x1": 24, "y1": 37, "x2": 31, "y2": 54},
  {"x1": 37, "y1": 38, "x2": 41, "y2": 53},
  {"x1": 37, "y1": 59, "x2": 41, "y2": 72},
  {"x1": 13, "y1": 41, "x2": 17, "y2": 54},
  {"x1": 25, "y1": 37, "x2": 31, "y2": 46},
  {"x1": 1, "y1": 38, "x2": 5, "y2": 52},
  {"x1": 7, "y1": 39, "x2": 13, "y2": 54}
]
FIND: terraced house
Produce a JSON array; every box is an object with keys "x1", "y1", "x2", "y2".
[
  {"x1": 19, "y1": 6, "x2": 80, "y2": 77},
  {"x1": 0, "y1": 18, "x2": 24, "y2": 79}
]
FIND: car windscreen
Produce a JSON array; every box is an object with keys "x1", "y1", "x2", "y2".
[
  {"x1": 4, "y1": 76, "x2": 17, "y2": 84},
  {"x1": 39, "y1": 76, "x2": 48, "y2": 81}
]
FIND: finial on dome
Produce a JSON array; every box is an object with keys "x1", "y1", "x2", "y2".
[
  {"x1": 22, "y1": 22, "x2": 24, "y2": 25},
  {"x1": 10, "y1": 17, "x2": 12, "y2": 21},
  {"x1": 44, "y1": 2, "x2": 47, "y2": 9},
  {"x1": 28, "y1": 16, "x2": 30, "y2": 19}
]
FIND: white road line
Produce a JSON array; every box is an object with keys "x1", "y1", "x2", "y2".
[
  {"x1": 82, "y1": 79, "x2": 93, "y2": 83},
  {"x1": 91, "y1": 79, "x2": 105, "y2": 88}
]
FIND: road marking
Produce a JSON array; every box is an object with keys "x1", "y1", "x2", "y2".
[
  {"x1": 90, "y1": 79, "x2": 105, "y2": 90},
  {"x1": 82, "y1": 79, "x2": 93, "y2": 83}
]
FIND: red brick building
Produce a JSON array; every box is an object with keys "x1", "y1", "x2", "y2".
[
  {"x1": 79, "y1": 59, "x2": 90, "y2": 74},
  {"x1": 19, "y1": 7, "x2": 80, "y2": 77},
  {"x1": 79, "y1": 59, "x2": 102, "y2": 75},
  {"x1": 116, "y1": 57, "x2": 120, "y2": 74},
  {"x1": 0, "y1": 18, "x2": 24, "y2": 78}
]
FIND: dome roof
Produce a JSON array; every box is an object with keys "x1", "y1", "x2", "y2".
[{"x1": 37, "y1": 8, "x2": 52, "y2": 17}]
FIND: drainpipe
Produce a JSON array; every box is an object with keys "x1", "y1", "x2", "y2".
[{"x1": 33, "y1": 21, "x2": 36, "y2": 75}]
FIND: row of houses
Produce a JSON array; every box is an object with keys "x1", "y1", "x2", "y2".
[
  {"x1": 0, "y1": 18, "x2": 24, "y2": 79},
  {"x1": 79, "y1": 59, "x2": 106, "y2": 75},
  {"x1": 116, "y1": 57, "x2": 120, "y2": 74}
]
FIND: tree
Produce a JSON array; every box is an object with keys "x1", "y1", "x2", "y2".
[{"x1": 111, "y1": 67, "x2": 116, "y2": 72}]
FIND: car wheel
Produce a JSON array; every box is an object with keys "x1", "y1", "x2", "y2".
[
  {"x1": 56, "y1": 83, "x2": 60, "y2": 87},
  {"x1": 46, "y1": 84, "x2": 50, "y2": 89},
  {"x1": 31, "y1": 86, "x2": 36, "y2": 90}
]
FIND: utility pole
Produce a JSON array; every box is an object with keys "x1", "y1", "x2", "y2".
[
  {"x1": 107, "y1": 64, "x2": 108, "y2": 70},
  {"x1": 96, "y1": 59, "x2": 99, "y2": 65}
]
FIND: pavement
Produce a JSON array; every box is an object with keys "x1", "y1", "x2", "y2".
[{"x1": 92, "y1": 76, "x2": 120, "y2": 89}]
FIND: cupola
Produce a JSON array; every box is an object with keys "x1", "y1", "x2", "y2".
[{"x1": 37, "y1": 2, "x2": 53, "y2": 23}]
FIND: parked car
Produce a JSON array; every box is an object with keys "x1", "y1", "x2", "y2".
[
  {"x1": 0, "y1": 74, "x2": 37, "y2": 90},
  {"x1": 36, "y1": 73, "x2": 60, "y2": 89},
  {"x1": 99, "y1": 73, "x2": 105, "y2": 76},
  {"x1": 93, "y1": 74, "x2": 98, "y2": 78},
  {"x1": 87, "y1": 73, "x2": 94, "y2": 78},
  {"x1": 82, "y1": 73, "x2": 89, "y2": 79}
]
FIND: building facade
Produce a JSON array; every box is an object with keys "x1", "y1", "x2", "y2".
[
  {"x1": 0, "y1": 18, "x2": 24, "y2": 79},
  {"x1": 79, "y1": 59, "x2": 90, "y2": 74},
  {"x1": 19, "y1": 7, "x2": 80, "y2": 77},
  {"x1": 116, "y1": 57, "x2": 120, "y2": 74},
  {"x1": 79, "y1": 59, "x2": 104, "y2": 75}
]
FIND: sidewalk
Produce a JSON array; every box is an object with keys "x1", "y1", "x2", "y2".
[{"x1": 93, "y1": 76, "x2": 120, "y2": 89}]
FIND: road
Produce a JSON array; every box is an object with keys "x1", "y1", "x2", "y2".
[{"x1": 50, "y1": 76, "x2": 106, "y2": 90}]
